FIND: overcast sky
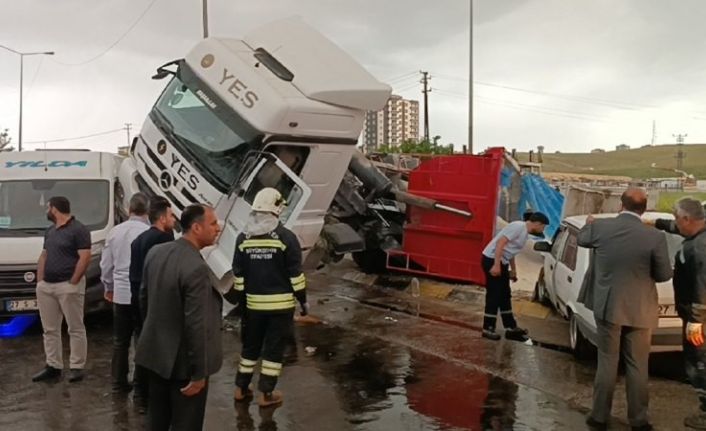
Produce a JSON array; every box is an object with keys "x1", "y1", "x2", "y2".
[{"x1": 2, "y1": 0, "x2": 706, "y2": 154}]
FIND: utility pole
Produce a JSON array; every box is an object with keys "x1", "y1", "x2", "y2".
[
  {"x1": 202, "y1": 0, "x2": 209, "y2": 38},
  {"x1": 468, "y1": 0, "x2": 473, "y2": 154},
  {"x1": 673, "y1": 133, "x2": 687, "y2": 170},
  {"x1": 124, "y1": 123, "x2": 132, "y2": 147},
  {"x1": 650, "y1": 120, "x2": 656, "y2": 146},
  {"x1": 420, "y1": 71, "x2": 431, "y2": 142}
]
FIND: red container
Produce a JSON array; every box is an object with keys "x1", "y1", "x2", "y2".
[{"x1": 387, "y1": 148, "x2": 504, "y2": 284}]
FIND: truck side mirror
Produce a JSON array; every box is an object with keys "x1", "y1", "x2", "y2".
[{"x1": 533, "y1": 241, "x2": 552, "y2": 253}]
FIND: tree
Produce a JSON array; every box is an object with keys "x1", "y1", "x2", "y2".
[
  {"x1": 0, "y1": 128, "x2": 14, "y2": 152},
  {"x1": 378, "y1": 136, "x2": 454, "y2": 155}
]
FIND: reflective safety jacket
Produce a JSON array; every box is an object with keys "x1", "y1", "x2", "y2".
[{"x1": 232, "y1": 224, "x2": 306, "y2": 314}]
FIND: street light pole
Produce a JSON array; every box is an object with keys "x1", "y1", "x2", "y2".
[
  {"x1": 0, "y1": 45, "x2": 54, "y2": 151},
  {"x1": 202, "y1": 0, "x2": 209, "y2": 38}
]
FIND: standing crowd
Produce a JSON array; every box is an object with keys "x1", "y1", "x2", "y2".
[
  {"x1": 31, "y1": 188, "x2": 306, "y2": 430},
  {"x1": 29, "y1": 185, "x2": 706, "y2": 430}
]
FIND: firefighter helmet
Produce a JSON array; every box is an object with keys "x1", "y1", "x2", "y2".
[{"x1": 251, "y1": 187, "x2": 286, "y2": 215}]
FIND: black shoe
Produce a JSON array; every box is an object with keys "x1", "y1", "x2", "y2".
[
  {"x1": 68, "y1": 369, "x2": 84, "y2": 383},
  {"x1": 112, "y1": 382, "x2": 133, "y2": 394},
  {"x1": 632, "y1": 424, "x2": 653, "y2": 431},
  {"x1": 482, "y1": 329, "x2": 502, "y2": 341},
  {"x1": 32, "y1": 365, "x2": 62, "y2": 382},
  {"x1": 505, "y1": 328, "x2": 531, "y2": 342},
  {"x1": 133, "y1": 394, "x2": 148, "y2": 415},
  {"x1": 585, "y1": 416, "x2": 608, "y2": 430}
]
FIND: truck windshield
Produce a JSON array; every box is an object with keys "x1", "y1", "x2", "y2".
[
  {"x1": 0, "y1": 180, "x2": 110, "y2": 235},
  {"x1": 151, "y1": 64, "x2": 263, "y2": 191}
]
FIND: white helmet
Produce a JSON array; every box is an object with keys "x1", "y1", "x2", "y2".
[{"x1": 251, "y1": 187, "x2": 286, "y2": 215}]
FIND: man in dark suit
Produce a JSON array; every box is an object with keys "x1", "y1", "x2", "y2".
[
  {"x1": 135, "y1": 204, "x2": 225, "y2": 431},
  {"x1": 578, "y1": 188, "x2": 673, "y2": 431}
]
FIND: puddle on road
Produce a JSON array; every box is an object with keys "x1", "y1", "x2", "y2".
[{"x1": 0, "y1": 314, "x2": 584, "y2": 431}]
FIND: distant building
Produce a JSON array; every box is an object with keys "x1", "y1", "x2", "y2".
[
  {"x1": 616, "y1": 144, "x2": 631, "y2": 151},
  {"x1": 591, "y1": 148, "x2": 606, "y2": 153},
  {"x1": 362, "y1": 95, "x2": 420, "y2": 150}
]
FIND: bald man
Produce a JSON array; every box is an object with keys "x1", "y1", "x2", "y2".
[{"x1": 577, "y1": 188, "x2": 672, "y2": 431}]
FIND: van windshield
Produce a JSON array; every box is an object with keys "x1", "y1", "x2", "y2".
[{"x1": 0, "y1": 180, "x2": 110, "y2": 235}]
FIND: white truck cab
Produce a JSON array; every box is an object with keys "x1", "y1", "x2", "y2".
[
  {"x1": 119, "y1": 17, "x2": 391, "y2": 287},
  {"x1": 0, "y1": 150, "x2": 123, "y2": 316}
]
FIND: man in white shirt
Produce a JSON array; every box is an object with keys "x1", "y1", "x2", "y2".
[
  {"x1": 100, "y1": 193, "x2": 150, "y2": 393},
  {"x1": 481, "y1": 211, "x2": 549, "y2": 342}
]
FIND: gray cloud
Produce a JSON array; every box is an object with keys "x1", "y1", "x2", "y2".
[{"x1": 1, "y1": 0, "x2": 706, "y2": 153}]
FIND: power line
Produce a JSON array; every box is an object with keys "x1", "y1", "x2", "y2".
[
  {"x1": 51, "y1": 0, "x2": 159, "y2": 66},
  {"x1": 434, "y1": 74, "x2": 652, "y2": 111},
  {"x1": 434, "y1": 87, "x2": 609, "y2": 121},
  {"x1": 384, "y1": 71, "x2": 418, "y2": 83},
  {"x1": 25, "y1": 56, "x2": 45, "y2": 98},
  {"x1": 24, "y1": 128, "x2": 125, "y2": 144}
]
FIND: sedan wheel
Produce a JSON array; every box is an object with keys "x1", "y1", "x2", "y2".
[{"x1": 569, "y1": 312, "x2": 595, "y2": 360}]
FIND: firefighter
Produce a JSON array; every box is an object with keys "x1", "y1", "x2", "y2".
[{"x1": 232, "y1": 187, "x2": 308, "y2": 407}]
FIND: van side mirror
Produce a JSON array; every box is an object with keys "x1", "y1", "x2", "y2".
[{"x1": 534, "y1": 241, "x2": 552, "y2": 253}]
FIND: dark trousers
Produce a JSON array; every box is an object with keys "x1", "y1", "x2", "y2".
[
  {"x1": 683, "y1": 322, "x2": 706, "y2": 412},
  {"x1": 235, "y1": 311, "x2": 294, "y2": 394},
  {"x1": 591, "y1": 320, "x2": 651, "y2": 427},
  {"x1": 112, "y1": 302, "x2": 146, "y2": 396},
  {"x1": 481, "y1": 256, "x2": 517, "y2": 331},
  {"x1": 147, "y1": 371, "x2": 209, "y2": 431}
]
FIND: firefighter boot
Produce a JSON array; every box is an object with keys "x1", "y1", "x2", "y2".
[
  {"x1": 685, "y1": 413, "x2": 706, "y2": 430},
  {"x1": 258, "y1": 390, "x2": 283, "y2": 407},
  {"x1": 234, "y1": 384, "x2": 254, "y2": 402}
]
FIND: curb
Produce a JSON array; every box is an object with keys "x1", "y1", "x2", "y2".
[{"x1": 318, "y1": 264, "x2": 554, "y2": 321}]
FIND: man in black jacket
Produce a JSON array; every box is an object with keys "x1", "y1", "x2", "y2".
[
  {"x1": 135, "y1": 204, "x2": 226, "y2": 431},
  {"x1": 232, "y1": 188, "x2": 308, "y2": 407},
  {"x1": 649, "y1": 198, "x2": 706, "y2": 429},
  {"x1": 128, "y1": 196, "x2": 175, "y2": 408}
]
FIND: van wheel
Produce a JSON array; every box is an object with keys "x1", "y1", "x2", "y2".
[{"x1": 569, "y1": 312, "x2": 595, "y2": 360}]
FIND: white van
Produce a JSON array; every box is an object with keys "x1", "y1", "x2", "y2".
[{"x1": 0, "y1": 150, "x2": 124, "y2": 317}]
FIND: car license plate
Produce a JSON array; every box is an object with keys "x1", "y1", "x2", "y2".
[
  {"x1": 658, "y1": 304, "x2": 677, "y2": 317},
  {"x1": 6, "y1": 299, "x2": 38, "y2": 312}
]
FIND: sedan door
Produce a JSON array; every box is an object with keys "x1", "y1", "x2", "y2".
[
  {"x1": 543, "y1": 225, "x2": 569, "y2": 305},
  {"x1": 553, "y1": 226, "x2": 579, "y2": 317}
]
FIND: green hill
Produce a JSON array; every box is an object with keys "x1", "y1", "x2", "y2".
[{"x1": 517, "y1": 144, "x2": 706, "y2": 179}]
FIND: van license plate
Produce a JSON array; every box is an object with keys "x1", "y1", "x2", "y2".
[
  {"x1": 6, "y1": 299, "x2": 38, "y2": 312},
  {"x1": 658, "y1": 304, "x2": 677, "y2": 317}
]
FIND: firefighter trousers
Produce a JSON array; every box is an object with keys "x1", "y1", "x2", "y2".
[{"x1": 235, "y1": 311, "x2": 294, "y2": 394}]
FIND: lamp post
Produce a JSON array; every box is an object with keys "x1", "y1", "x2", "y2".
[{"x1": 0, "y1": 45, "x2": 55, "y2": 151}]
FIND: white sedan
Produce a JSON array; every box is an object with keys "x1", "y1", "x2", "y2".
[{"x1": 533, "y1": 212, "x2": 683, "y2": 358}]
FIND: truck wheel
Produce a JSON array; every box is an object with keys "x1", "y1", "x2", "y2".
[
  {"x1": 352, "y1": 249, "x2": 388, "y2": 274},
  {"x1": 569, "y1": 312, "x2": 595, "y2": 360}
]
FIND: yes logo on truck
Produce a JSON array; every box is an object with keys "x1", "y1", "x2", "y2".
[{"x1": 199, "y1": 54, "x2": 260, "y2": 110}]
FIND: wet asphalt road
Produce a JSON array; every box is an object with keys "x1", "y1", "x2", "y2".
[{"x1": 0, "y1": 274, "x2": 699, "y2": 431}]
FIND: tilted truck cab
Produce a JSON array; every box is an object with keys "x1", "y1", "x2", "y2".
[{"x1": 119, "y1": 17, "x2": 391, "y2": 290}]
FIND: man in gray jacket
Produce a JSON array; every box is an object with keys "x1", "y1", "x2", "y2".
[
  {"x1": 578, "y1": 188, "x2": 672, "y2": 431},
  {"x1": 135, "y1": 204, "x2": 224, "y2": 431}
]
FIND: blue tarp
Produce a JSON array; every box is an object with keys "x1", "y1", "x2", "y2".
[{"x1": 518, "y1": 174, "x2": 564, "y2": 239}]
